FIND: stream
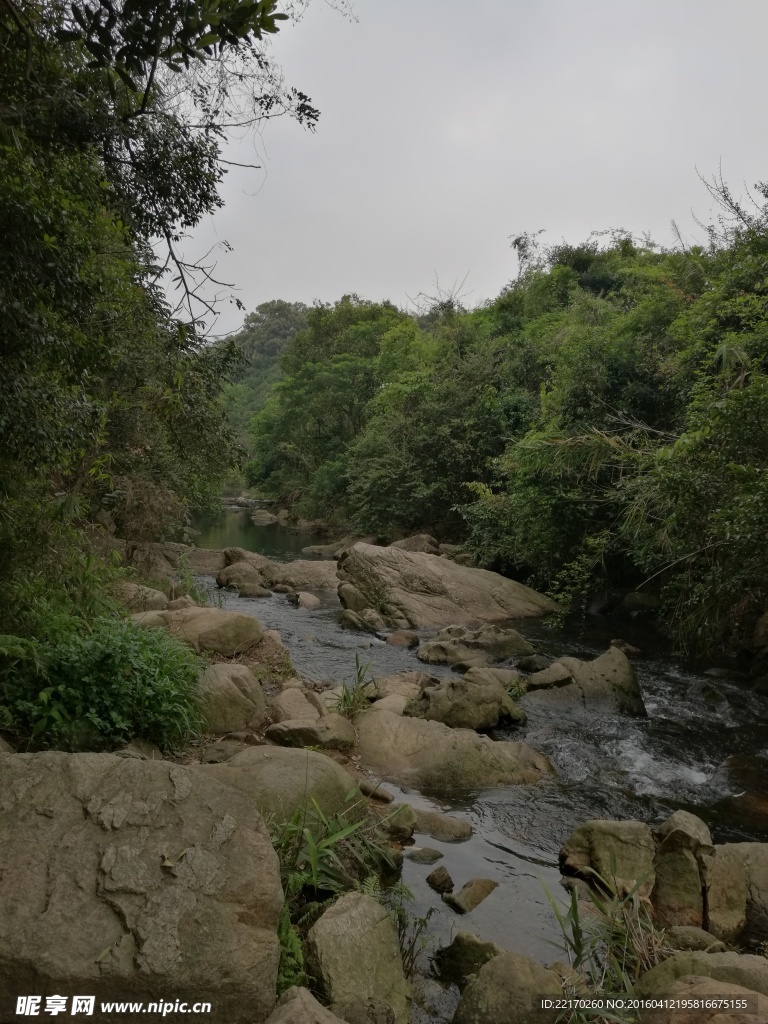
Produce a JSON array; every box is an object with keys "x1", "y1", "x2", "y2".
[{"x1": 194, "y1": 509, "x2": 768, "y2": 991}]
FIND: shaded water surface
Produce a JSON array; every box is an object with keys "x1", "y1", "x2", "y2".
[{"x1": 194, "y1": 510, "x2": 768, "y2": 966}]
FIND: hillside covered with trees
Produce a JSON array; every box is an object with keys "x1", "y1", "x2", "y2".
[{"x1": 242, "y1": 187, "x2": 768, "y2": 655}]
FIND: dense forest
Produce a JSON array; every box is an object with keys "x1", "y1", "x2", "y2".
[{"x1": 234, "y1": 193, "x2": 768, "y2": 656}]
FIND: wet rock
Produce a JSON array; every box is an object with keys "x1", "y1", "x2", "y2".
[
  {"x1": 132, "y1": 606, "x2": 263, "y2": 656},
  {"x1": 354, "y1": 709, "x2": 554, "y2": 790},
  {"x1": 526, "y1": 662, "x2": 573, "y2": 690},
  {"x1": 198, "y1": 663, "x2": 267, "y2": 734},
  {"x1": 217, "y1": 559, "x2": 270, "y2": 596},
  {"x1": 452, "y1": 951, "x2": 560, "y2": 1023},
  {"x1": 443, "y1": 878, "x2": 498, "y2": 914},
  {"x1": 636, "y1": 951, "x2": 768, "y2": 998},
  {"x1": 417, "y1": 624, "x2": 534, "y2": 669},
  {"x1": 371, "y1": 671, "x2": 437, "y2": 702},
  {"x1": 206, "y1": 746, "x2": 358, "y2": 819},
  {"x1": 378, "y1": 803, "x2": 417, "y2": 842},
  {"x1": 524, "y1": 647, "x2": 646, "y2": 715},
  {"x1": 665, "y1": 925, "x2": 726, "y2": 952},
  {"x1": 223, "y1": 548, "x2": 339, "y2": 590},
  {"x1": 651, "y1": 810, "x2": 714, "y2": 928},
  {"x1": 357, "y1": 778, "x2": 395, "y2": 802},
  {"x1": 386, "y1": 630, "x2": 419, "y2": 648},
  {"x1": 427, "y1": 866, "x2": 454, "y2": 893},
  {"x1": 0, "y1": 752, "x2": 282, "y2": 1022},
  {"x1": 266, "y1": 714, "x2": 357, "y2": 751},
  {"x1": 273, "y1": 584, "x2": 294, "y2": 594},
  {"x1": 306, "y1": 892, "x2": 410, "y2": 1024},
  {"x1": 340, "y1": 609, "x2": 384, "y2": 633},
  {"x1": 434, "y1": 931, "x2": 505, "y2": 989},
  {"x1": 270, "y1": 689, "x2": 320, "y2": 723},
  {"x1": 336, "y1": 542, "x2": 559, "y2": 629},
  {"x1": 405, "y1": 847, "x2": 444, "y2": 864},
  {"x1": 296, "y1": 591, "x2": 321, "y2": 610},
  {"x1": 389, "y1": 534, "x2": 440, "y2": 555},
  {"x1": 414, "y1": 807, "x2": 472, "y2": 842},
  {"x1": 464, "y1": 665, "x2": 526, "y2": 691},
  {"x1": 403, "y1": 672, "x2": 515, "y2": 730},
  {"x1": 265, "y1": 986, "x2": 348, "y2": 1024},
  {"x1": 517, "y1": 654, "x2": 551, "y2": 672},
  {"x1": 111, "y1": 581, "x2": 168, "y2": 612},
  {"x1": 560, "y1": 819, "x2": 656, "y2": 897}
]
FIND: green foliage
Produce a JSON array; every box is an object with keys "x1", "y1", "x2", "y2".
[
  {"x1": 0, "y1": 616, "x2": 203, "y2": 751},
  {"x1": 544, "y1": 866, "x2": 671, "y2": 1024},
  {"x1": 331, "y1": 655, "x2": 375, "y2": 719}
]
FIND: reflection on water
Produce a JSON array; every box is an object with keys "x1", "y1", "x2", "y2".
[
  {"x1": 193, "y1": 512, "x2": 768, "y2": 970},
  {"x1": 194, "y1": 508, "x2": 326, "y2": 561}
]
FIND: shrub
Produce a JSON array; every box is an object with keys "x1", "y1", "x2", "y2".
[{"x1": 0, "y1": 616, "x2": 203, "y2": 751}]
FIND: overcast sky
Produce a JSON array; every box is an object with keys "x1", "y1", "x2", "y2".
[{"x1": 184, "y1": 0, "x2": 768, "y2": 336}]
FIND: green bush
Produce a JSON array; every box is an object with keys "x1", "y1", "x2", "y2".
[{"x1": 0, "y1": 616, "x2": 203, "y2": 752}]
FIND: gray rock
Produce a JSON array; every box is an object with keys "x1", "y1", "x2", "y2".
[
  {"x1": 386, "y1": 630, "x2": 420, "y2": 648},
  {"x1": 560, "y1": 819, "x2": 656, "y2": 898},
  {"x1": 132, "y1": 606, "x2": 263, "y2": 656},
  {"x1": 371, "y1": 672, "x2": 437, "y2": 701},
  {"x1": 443, "y1": 878, "x2": 498, "y2": 914},
  {"x1": 265, "y1": 714, "x2": 356, "y2": 751},
  {"x1": 413, "y1": 808, "x2": 472, "y2": 842},
  {"x1": 200, "y1": 739, "x2": 248, "y2": 763},
  {"x1": 636, "y1": 950, "x2": 768, "y2": 998},
  {"x1": 118, "y1": 739, "x2": 164, "y2": 760},
  {"x1": 523, "y1": 647, "x2": 646, "y2": 715},
  {"x1": 265, "y1": 987, "x2": 348, "y2": 1024},
  {"x1": 403, "y1": 673, "x2": 514, "y2": 731},
  {"x1": 270, "y1": 689, "x2": 320, "y2": 723},
  {"x1": 517, "y1": 654, "x2": 551, "y2": 673},
  {"x1": 651, "y1": 810, "x2": 714, "y2": 928},
  {"x1": 306, "y1": 892, "x2": 410, "y2": 1024},
  {"x1": 389, "y1": 534, "x2": 440, "y2": 555},
  {"x1": 198, "y1": 663, "x2": 266, "y2": 734},
  {"x1": 0, "y1": 752, "x2": 282, "y2": 1022},
  {"x1": 185, "y1": 547, "x2": 227, "y2": 573},
  {"x1": 0, "y1": 737, "x2": 14, "y2": 753},
  {"x1": 434, "y1": 931, "x2": 505, "y2": 989},
  {"x1": 665, "y1": 925, "x2": 726, "y2": 952},
  {"x1": 354, "y1": 709, "x2": 554, "y2": 790},
  {"x1": 207, "y1": 746, "x2": 358, "y2": 819},
  {"x1": 296, "y1": 592, "x2": 321, "y2": 610},
  {"x1": 217, "y1": 559, "x2": 268, "y2": 596},
  {"x1": 452, "y1": 951, "x2": 561, "y2": 1023},
  {"x1": 417, "y1": 624, "x2": 534, "y2": 669},
  {"x1": 526, "y1": 662, "x2": 573, "y2": 690},
  {"x1": 356, "y1": 778, "x2": 394, "y2": 802},
  {"x1": 336, "y1": 543, "x2": 559, "y2": 629},
  {"x1": 379, "y1": 803, "x2": 417, "y2": 842},
  {"x1": 427, "y1": 866, "x2": 454, "y2": 893},
  {"x1": 404, "y1": 847, "x2": 444, "y2": 864}
]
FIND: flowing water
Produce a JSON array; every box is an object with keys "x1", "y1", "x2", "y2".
[{"x1": 195, "y1": 509, "x2": 768, "y2": 972}]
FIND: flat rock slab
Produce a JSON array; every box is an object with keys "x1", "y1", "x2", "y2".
[
  {"x1": 337, "y1": 543, "x2": 559, "y2": 629},
  {"x1": 443, "y1": 878, "x2": 498, "y2": 914},
  {"x1": 265, "y1": 714, "x2": 356, "y2": 751},
  {"x1": 0, "y1": 752, "x2": 282, "y2": 1024}
]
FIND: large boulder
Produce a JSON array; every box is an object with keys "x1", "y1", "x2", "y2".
[
  {"x1": 305, "y1": 892, "x2": 410, "y2": 1024},
  {"x1": 0, "y1": 752, "x2": 282, "y2": 1023},
  {"x1": 651, "y1": 811, "x2": 713, "y2": 929},
  {"x1": 389, "y1": 533, "x2": 440, "y2": 555},
  {"x1": 560, "y1": 819, "x2": 656, "y2": 897},
  {"x1": 265, "y1": 715, "x2": 356, "y2": 751},
  {"x1": 132, "y1": 606, "x2": 263, "y2": 656},
  {"x1": 707, "y1": 842, "x2": 768, "y2": 944},
  {"x1": 522, "y1": 646, "x2": 646, "y2": 715},
  {"x1": 265, "y1": 987, "x2": 348, "y2": 1024},
  {"x1": 198, "y1": 663, "x2": 267, "y2": 734},
  {"x1": 416, "y1": 624, "x2": 534, "y2": 669},
  {"x1": 403, "y1": 673, "x2": 521, "y2": 730},
  {"x1": 205, "y1": 746, "x2": 357, "y2": 819},
  {"x1": 636, "y1": 951, "x2": 768, "y2": 998},
  {"x1": 111, "y1": 581, "x2": 168, "y2": 612},
  {"x1": 371, "y1": 671, "x2": 438, "y2": 702},
  {"x1": 354, "y1": 709, "x2": 553, "y2": 790},
  {"x1": 223, "y1": 549, "x2": 338, "y2": 590},
  {"x1": 186, "y1": 547, "x2": 227, "y2": 573},
  {"x1": 452, "y1": 951, "x2": 561, "y2": 1024},
  {"x1": 336, "y1": 543, "x2": 559, "y2": 629},
  {"x1": 217, "y1": 560, "x2": 270, "y2": 597},
  {"x1": 270, "y1": 689, "x2": 320, "y2": 723}
]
